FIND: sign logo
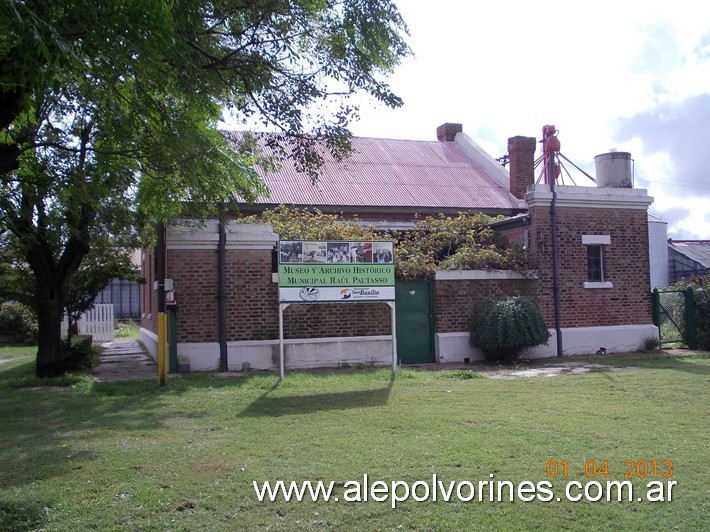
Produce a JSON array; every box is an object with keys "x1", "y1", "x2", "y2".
[
  {"x1": 352, "y1": 289, "x2": 380, "y2": 297},
  {"x1": 299, "y1": 287, "x2": 320, "y2": 301}
]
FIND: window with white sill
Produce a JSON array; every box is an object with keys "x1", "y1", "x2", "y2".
[{"x1": 582, "y1": 235, "x2": 613, "y2": 289}]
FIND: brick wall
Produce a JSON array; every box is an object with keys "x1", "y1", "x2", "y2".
[
  {"x1": 440, "y1": 203, "x2": 653, "y2": 333},
  {"x1": 495, "y1": 224, "x2": 529, "y2": 248},
  {"x1": 227, "y1": 249, "x2": 279, "y2": 341},
  {"x1": 168, "y1": 249, "x2": 219, "y2": 342},
  {"x1": 159, "y1": 244, "x2": 391, "y2": 342},
  {"x1": 284, "y1": 303, "x2": 391, "y2": 338},
  {"x1": 436, "y1": 122, "x2": 463, "y2": 142},
  {"x1": 508, "y1": 136, "x2": 536, "y2": 199},
  {"x1": 142, "y1": 204, "x2": 653, "y2": 347},
  {"x1": 528, "y1": 206, "x2": 652, "y2": 328},
  {"x1": 435, "y1": 278, "x2": 537, "y2": 333}
]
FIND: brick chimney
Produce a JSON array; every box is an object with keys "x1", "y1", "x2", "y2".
[
  {"x1": 508, "y1": 136, "x2": 536, "y2": 199},
  {"x1": 436, "y1": 123, "x2": 463, "y2": 142}
]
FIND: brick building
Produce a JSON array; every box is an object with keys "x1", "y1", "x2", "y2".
[{"x1": 140, "y1": 124, "x2": 658, "y2": 371}]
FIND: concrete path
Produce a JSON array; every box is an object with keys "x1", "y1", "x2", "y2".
[
  {"x1": 407, "y1": 349, "x2": 698, "y2": 379},
  {"x1": 93, "y1": 339, "x2": 157, "y2": 382},
  {"x1": 406, "y1": 361, "x2": 635, "y2": 379}
]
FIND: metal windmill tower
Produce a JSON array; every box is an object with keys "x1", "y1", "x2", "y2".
[{"x1": 535, "y1": 125, "x2": 596, "y2": 185}]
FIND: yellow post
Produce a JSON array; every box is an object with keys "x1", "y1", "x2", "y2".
[{"x1": 158, "y1": 312, "x2": 168, "y2": 386}]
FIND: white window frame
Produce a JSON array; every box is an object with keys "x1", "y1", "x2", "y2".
[{"x1": 582, "y1": 235, "x2": 613, "y2": 289}]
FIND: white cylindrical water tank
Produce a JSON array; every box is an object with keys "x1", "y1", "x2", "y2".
[{"x1": 595, "y1": 151, "x2": 633, "y2": 188}]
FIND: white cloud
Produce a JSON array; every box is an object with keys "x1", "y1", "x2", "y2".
[{"x1": 347, "y1": 0, "x2": 710, "y2": 238}]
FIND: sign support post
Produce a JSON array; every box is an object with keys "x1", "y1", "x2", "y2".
[
  {"x1": 277, "y1": 240, "x2": 395, "y2": 380},
  {"x1": 387, "y1": 301, "x2": 397, "y2": 373},
  {"x1": 278, "y1": 303, "x2": 289, "y2": 380}
]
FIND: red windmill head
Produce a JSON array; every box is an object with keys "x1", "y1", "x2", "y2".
[
  {"x1": 534, "y1": 125, "x2": 595, "y2": 185},
  {"x1": 542, "y1": 124, "x2": 560, "y2": 154}
]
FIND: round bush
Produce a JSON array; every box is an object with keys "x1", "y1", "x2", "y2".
[
  {"x1": 468, "y1": 296, "x2": 550, "y2": 363},
  {"x1": 0, "y1": 301, "x2": 38, "y2": 344}
]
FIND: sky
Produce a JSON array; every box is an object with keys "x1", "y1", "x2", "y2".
[{"x1": 347, "y1": 0, "x2": 710, "y2": 239}]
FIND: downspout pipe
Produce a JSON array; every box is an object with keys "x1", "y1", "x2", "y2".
[
  {"x1": 156, "y1": 223, "x2": 166, "y2": 316},
  {"x1": 218, "y1": 219, "x2": 228, "y2": 371},
  {"x1": 548, "y1": 152, "x2": 563, "y2": 357},
  {"x1": 156, "y1": 223, "x2": 168, "y2": 384}
]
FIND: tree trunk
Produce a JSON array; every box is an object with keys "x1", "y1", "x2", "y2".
[{"x1": 35, "y1": 280, "x2": 66, "y2": 378}]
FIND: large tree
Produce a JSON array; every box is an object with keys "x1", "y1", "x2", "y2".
[{"x1": 0, "y1": 0, "x2": 410, "y2": 376}]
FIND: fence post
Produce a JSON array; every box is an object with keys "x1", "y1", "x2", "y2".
[
  {"x1": 685, "y1": 287, "x2": 697, "y2": 349},
  {"x1": 651, "y1": 288, "x2": 660, "y2": 328}
]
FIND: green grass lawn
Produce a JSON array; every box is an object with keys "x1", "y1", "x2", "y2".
[
  {"x1": 0, "y1": 350, "x2": 708, "y2": 531},
  {"x1": 0, "y1": 344, "x2": 36, "y2": 363},
  {"x1": 114, "y1": 320, "x2": 141, "y2": 339}
]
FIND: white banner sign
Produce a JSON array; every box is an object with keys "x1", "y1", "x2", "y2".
[{"x1": 278, "y1": 240, "x2": 395, "y2": 303}]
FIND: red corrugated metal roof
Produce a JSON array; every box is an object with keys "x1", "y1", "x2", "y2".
[{"x1": 223, "y1": 132, "x2": 520, "y2": 211}]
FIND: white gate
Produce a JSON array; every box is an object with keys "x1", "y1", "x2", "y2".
[{"x1": 77, "y1": 304, "x2": 115, "y2": 342}]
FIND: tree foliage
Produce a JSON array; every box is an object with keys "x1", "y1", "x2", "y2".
[
  {"x1": 241, "y1": 206, "x2": 534, "y2": 280},
  {"x1": 0, "y1": 231, "x2": 28, "y2": 304},
  {"x1": 1, "y1": 228, "x2": 137, "y2": 313},
  {"x1": 63, "y1": 243, "x2": 140, "y2": 341},
  {"x1": 393, "y1": 214, "x2": 535, "y2": 280},
  {"x1": 248, "y1": 205, "x2": 380, "y2": 242},
  {"x1": 0, "y1": 300, "x2": 37, "y2": 343},
  {"x1": 0, "y1": 0, "x2": 410, "y2": 376}
]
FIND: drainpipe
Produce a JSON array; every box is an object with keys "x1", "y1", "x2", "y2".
[
  {"x1": 156, "y1": 222, "x2": 168, "y2": 384},
  {"x1": 218, "y1": 218, "x2": 228, "y2": 371},
  {"x1": 548, "y1": 152, "x2": 563, "y2": 357}
]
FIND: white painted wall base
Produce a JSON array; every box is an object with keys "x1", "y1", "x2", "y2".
[
  {"x1": 154, "y1": 335, "x2": 394, "y2": 372},
  {"x1": 435, "y1": 332, "x2": 485, "y2": 363},
  {"x1": 145, "y1": 324, "x2": 659, "y2": 371},
  {"x1": 269, "y1": 335, "x2": 392, "y2": 370},
  {"x1": 436, "y1": 324, "x2": 660, "y2": 362},
  {"x1": 140, "y1": 328, "x2": 158, "y2": 361}
]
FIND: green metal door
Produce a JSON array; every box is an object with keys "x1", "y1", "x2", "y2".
[{"x1": 395, "y1": 280, "x2": 434, "y2": 364}]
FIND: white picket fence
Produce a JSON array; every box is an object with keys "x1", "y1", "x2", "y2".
[{"x1": 62, "y1": 304, "x2": 115, "y2": 343}]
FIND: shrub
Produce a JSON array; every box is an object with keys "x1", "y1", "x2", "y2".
[
  {"x1": 63, "y1": 335, "x2": 96, "y2": 371},
  {"x1": 697, "y1": 292, "x2": 710, "y2": 350},
  {"x1": 670, "y1": 276, "x2": 710, "y2": 350},
  {"x1": 394, "y1": 213, "x2": 534, "y2": 280},
  {"x1": 0, "y1": 301, "x2": 38, "y2": 344},
  {"x1": 639, "y1": 335, "x2": 660, "y2": 352},
  {"x1": 468, "y1": 296, "x2": 550, "y2": 364},
  {"x1": 440, "y1": 369, "x2": 484, "y2": 380}
]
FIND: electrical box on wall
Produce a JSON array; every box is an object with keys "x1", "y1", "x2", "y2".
[{"x1": 154, "y1": 279, "x2": 174, "y2": 290}]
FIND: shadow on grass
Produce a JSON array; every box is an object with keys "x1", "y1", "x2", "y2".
[
  {"x1": 238, "y1": 371, "x2": 395, "y2": 418},
  {"x1": 0, "y1": 497, "x2": 50, "y2": 531},
  {"x1": 0, "y1": 360, "x2": 242, "y2": 492},
  {"x1": 0, "y1": 362, "x2": 394, "y2": 491},
  {"x1": 593, "y1": 354, "x2": 710, "y2": 375}
]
